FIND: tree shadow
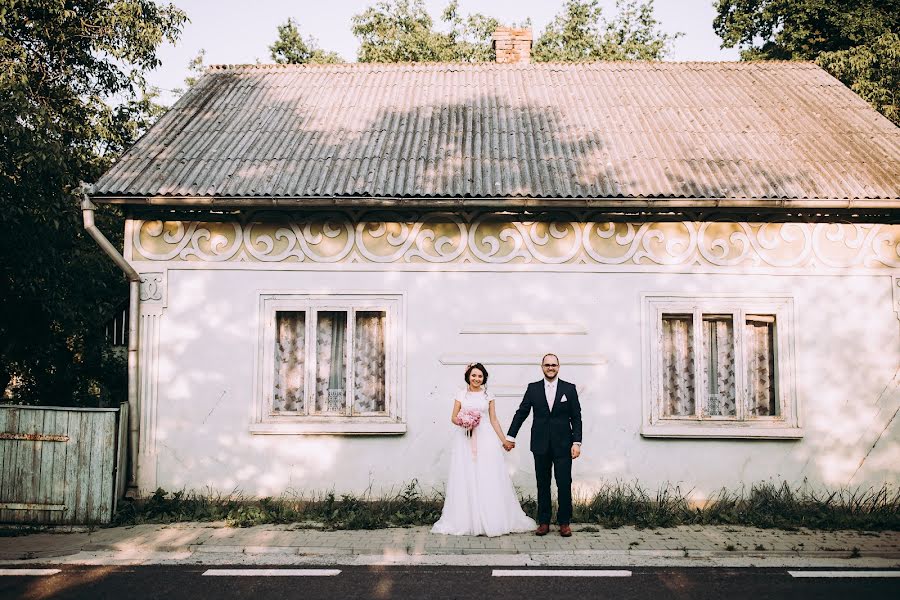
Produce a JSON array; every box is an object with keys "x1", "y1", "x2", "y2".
[{"x1": 101, "y1": 66, "x2": 900, "y2": 500}]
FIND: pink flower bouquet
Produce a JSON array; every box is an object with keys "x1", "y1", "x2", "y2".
[{"x1": 456, "y1": 408, "x2": 481, "y2": 436}]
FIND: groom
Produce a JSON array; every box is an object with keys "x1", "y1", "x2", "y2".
[{"x1": 505, "y1": 354, "x2": 582, "y2": 537}]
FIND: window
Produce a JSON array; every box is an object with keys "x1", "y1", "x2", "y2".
[
  {"x1": 642, "y1": 295, "x2": 799, "y2": 438},
  {"x1": 253, "y1": 293, "x2": 405, "y2": 434}
]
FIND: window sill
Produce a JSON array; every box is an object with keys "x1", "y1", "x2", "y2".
[
  {"x1": 249, "y1": 419, "x2": 406, "y2": 435},
  {"x1": 641, "y1": 423, "x2": 803, "y2": 439}
]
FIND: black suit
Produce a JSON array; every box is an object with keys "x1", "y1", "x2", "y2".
[{"x1": 507, "y1": 379, "x2": 582, "y2": 525}]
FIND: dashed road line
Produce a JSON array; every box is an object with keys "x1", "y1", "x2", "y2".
[
  {"x1": 492, "y1": 569, "x2": 632, "y2": 577},
  {"x1": 0, "y1": 569, "x2": 61, "y2": 576},
  {"x1": 788, "y1": 571, "x2": 900, "y2": 578},
  {"x1": 202, "y1": 568, "x2": 341, "y2": 577}
]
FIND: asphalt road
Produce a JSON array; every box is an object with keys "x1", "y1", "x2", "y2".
[{"x1": 1, "y1": 566, "x2": 899, "y2": 599}]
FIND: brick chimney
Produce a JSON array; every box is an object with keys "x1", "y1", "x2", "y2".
[{"x1": 491, "y1": 28, "x2": 532, "y2": 64}]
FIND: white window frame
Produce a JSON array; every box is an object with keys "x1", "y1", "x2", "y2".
[
  {"x1": 251, "y1": 292, "x2": 406, "y2": 435},
  {"x1": 641, "y1": 293, "x2": 801, "y2": 439}
]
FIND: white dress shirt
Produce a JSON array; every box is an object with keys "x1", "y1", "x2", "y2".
[{"x1": 544, "y1": 378, "x2": 558, "y2": 411}]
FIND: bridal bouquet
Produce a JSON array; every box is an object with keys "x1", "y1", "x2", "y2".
[
  {"x1": 456, "y1": 409, "x2": 481, "y2": 436},
  {"x1": 456, "y1": 408, "x2": 481, "y2": 458}
]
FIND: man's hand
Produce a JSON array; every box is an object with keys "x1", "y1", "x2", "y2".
[
  {"x1": 571, "y1": 444, "x2": 581, "y2": 459},
  {"x1": 503, "y1": 440, "x2": 515, "y2": 451}
]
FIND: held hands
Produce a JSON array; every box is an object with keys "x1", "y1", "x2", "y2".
[
  {"x1": 502, "y1": 440, "x2": 515, "y2": 452},
  {"x1": 571, "y1": 444, "x2": 581, "y2": 459}
]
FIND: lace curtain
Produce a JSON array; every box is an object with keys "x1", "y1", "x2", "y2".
[
  {"x1": 316, "y1": 311, "x2": 347, "y2": 413},
  {"x1": 746, "y1": 317, "x2": 778, "y2": 416},
  {"x1": 662, "y1": 316, "x2": 695, "y2": 416},
  {"x1": 662, "y1": 312, "x2": 777, "y2": 420},
  {"x1": 354, "y1": 311, "x2": 386, "y2": 413},
  {"x1": 702, "y1": 317, "x2": 736, "y2": 416},
  {"x1": 274, "y1": 311, "x2": 305, "y2": 412}
]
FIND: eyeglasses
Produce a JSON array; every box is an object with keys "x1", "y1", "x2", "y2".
[{"x1": 542, "y1": 363, "x2": 559, "y2": 368}]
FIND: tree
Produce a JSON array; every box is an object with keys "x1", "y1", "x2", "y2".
[
  {"x1": 0, "y1": 1, "x2": 187, "y2": 405},
  {"x1": 532, "y1": 0, "x2": 681, "y2": 62},
  {"x1": 270, "y1": 18, "x2": 343, "y2": 64},
  {"x1": 818, "y1": 32, "x2": 899, "y2": 125},
  {"x1": 351, "y1": 0, "x2": 501, "y2": 63},
  {"x1": 713, "y1": 0, "x2": 900, "y2": 125},
  {"x1": 183, "y1": 49, "x2": 208, "y2": 88}
]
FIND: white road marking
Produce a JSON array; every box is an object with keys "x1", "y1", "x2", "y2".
[
  {"x1": 0, "y1": 569, "x2": 61, "y2": 576},
  {"x1": 788, "y1": 571, "x2": 900, "y2": 578},
  {"x1": 492, "y1": 569, "x2": 632, "y2": 577},
  {"x1": 202, "y1": 569, "x2": 341, "y2": 577}
]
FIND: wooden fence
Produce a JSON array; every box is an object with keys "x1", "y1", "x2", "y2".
[{"x1": 0, "y1": 404, "x2": 127, "y2": 525}]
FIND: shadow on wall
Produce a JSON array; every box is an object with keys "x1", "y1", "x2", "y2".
[{"x1": 137, "y1": 82, "x2": 899, "y2": 498}]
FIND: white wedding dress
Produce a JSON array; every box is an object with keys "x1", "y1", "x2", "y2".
[{"x1": 431, "y1": 388, "x2": 536, "y2": 537}]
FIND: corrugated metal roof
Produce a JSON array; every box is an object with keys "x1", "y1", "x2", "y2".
[{"x1": 93, "y1": 62, "x2": 900, "y2": 205}]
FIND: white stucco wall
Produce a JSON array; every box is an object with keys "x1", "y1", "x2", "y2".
[{"x1": 136, "y1": 262, "x2": 900, "y2": 499}]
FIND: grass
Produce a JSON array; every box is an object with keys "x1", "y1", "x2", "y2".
[
  {"x1": 113, "y1": 480, "x2": 443, "y2": 529},
  {"x1": 112, "y1": 480, "x2": 900, "y2": 531}
]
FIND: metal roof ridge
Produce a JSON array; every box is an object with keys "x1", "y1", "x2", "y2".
[{"x1": 203, "y1": 61, "x2": 821, "y2": 72}]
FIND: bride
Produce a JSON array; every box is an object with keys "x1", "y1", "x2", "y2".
[{"x1": 431, "y1": 362, "x2": 536, "y2": 536}]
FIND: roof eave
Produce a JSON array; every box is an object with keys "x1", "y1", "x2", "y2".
[{"x1": 87, "y1": 195, "x2": 900, "y2": 211}]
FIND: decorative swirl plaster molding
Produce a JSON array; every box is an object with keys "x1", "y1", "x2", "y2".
[
  {"x1": 243, "y1": 214, "x2": 354, "y2": 262},
  {"x1": 131, "y1": 214, "x2": 900, "y2": 269},
  {"x1": 139, "y1": 273, "x2": 164, "y2": 302},
  {"x1": 355, "y1": 212, "x2": 467, "y2": 263},
  {"x1": 468, "y1": 214, "x2": 582, "y2": 264},
  {"x1": 893, "y1": 275, "x2": 900, "y2": 322}
]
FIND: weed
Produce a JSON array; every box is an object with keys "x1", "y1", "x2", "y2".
[
  {"x1": 850, "y1": 546, "x2": 861, "y2": 558},
  {"x1": 111, "y1": 480, "x2": 900, "y2": 531},
  {"x1": 726, "y1": 544, "x2": 736, "y2": 551}
]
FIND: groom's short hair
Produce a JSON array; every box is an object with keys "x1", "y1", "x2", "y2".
[{"x1": 541, "y1": 353, "x2": 559, "y2": 365}]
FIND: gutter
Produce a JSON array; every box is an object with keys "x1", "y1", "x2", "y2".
[
  {"x1": 87, "y1": 195, "x2": 900, "y2": 212},
  {"x1": 80, "y1": 186, "x2": 141, "y2": 495}
]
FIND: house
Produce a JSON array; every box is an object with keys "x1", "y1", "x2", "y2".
[{"x1": 86, "y1": 30, "x2": 900, "y2": 500}]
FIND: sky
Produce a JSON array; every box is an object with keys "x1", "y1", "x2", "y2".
[{"x1": 147, "y1": 0, "x2": 740, "y2": 103}]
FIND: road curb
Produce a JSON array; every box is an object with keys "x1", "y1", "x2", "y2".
[{"x1": 50, "y1": 543, "x2": 900, "y2": 561}]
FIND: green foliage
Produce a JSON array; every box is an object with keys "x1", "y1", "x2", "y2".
[
  {"x1": 183, "y1": 49, "x2": 207, "y2": 88},
  {"x1": 349, "y1": 0, "x2": 680, "y2": 64},
  {"x1": 0, "y1": 1, "x2": 186, "y2": 405},
  {"x1": 351, "y1": 0, "x2": 502, "y2": 63},
  {"x1": 114, "y1": 481, "x2": 900, "y2": 531},
  {"x1": 713, "y1": 0, "x2": 900, "y2": 124},
  {"x1": 574, "y1": 482, "x2": 691, "y2": 528},
  {"x1": 533, "y1": 0, "x2": 681, "y2": 62},
  {"x1": 818, "y1": 33, "x2": 899, "y2": 125},
  {"x1": 115, "y1": 481, "x2": 445, "y2": 529},
  {"x1": 169, "y1": 49, "x2": 209, "y2": 98},
  {"x1": 575, "y1": 481, "x2": 900, "y2": 530},
  {"x1": 269, "y1": 19, "x2": 343, "y2": 64}
]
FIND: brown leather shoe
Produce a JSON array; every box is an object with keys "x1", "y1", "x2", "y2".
[
  {"x1": 559, "y1": 524, "x2": 572, "y2": 537},
  {"x1": 535, "y1": 524, "x2": 550, "y2": 536}
]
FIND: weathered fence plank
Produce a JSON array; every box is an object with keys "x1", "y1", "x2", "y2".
[
  {"x1": 75, "y1": 411, "x2": 91, "y2": 523},
  {"x1": 38, "y1": 410, "x2": 53, "y2": 525},
  {"x1": 98, "y1": 412, "x2": 115, "y2": 524},
  {"x1": 0, "y1": 406, "x2": 121, "y2": 525},
  {"x1": 62, "y1": 410, "x2": 80, "y2": 524},
  {"x1": 0, "y1": 409, "x2": 8, "y2": 523},
  {"x1": 113, "y1": 403, "x2": 128, "y2": 512},
  {"x1": 86, "y1": 412, "x2": 104, "y2": 523}
]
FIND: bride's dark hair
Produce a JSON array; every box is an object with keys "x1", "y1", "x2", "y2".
[{"x1": 464, "y1": 362, "x2": 489, "y2": 385}]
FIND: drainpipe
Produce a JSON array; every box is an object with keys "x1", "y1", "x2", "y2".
[{"x1": 80, "y1": 187, "x2": 141, "y2": 494}]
